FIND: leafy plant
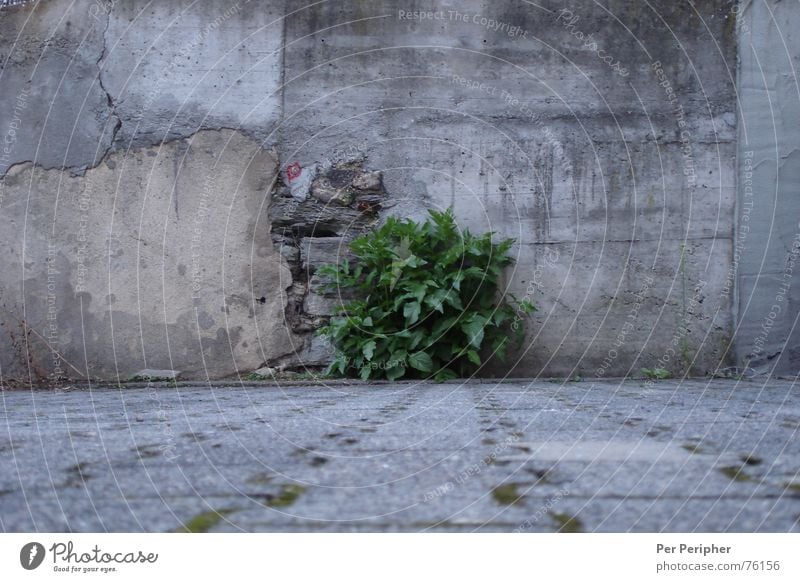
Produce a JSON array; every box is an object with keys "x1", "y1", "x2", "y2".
[
  {"x1": 317, "y1": 209, "x2": 535, "y2": 381},
  {"x1": 640, "y1": 367, "x2": 671, "y2": 380}
]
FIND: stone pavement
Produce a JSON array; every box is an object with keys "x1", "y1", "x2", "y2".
[{"x1": 1, "y1": 379, "x2": 799, "y2": 532}]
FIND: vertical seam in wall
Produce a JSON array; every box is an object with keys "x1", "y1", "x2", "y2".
[
  {"x1": 732, "y1": 0, "x2": 745, "y2": 357},
  {"x1": 278, "y1": 0, "x2": 287, "y2": 168}
]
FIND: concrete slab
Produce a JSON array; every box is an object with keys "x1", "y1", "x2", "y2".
[{"x1": 1, "y1": 379, "x2": 798, "y2": 532}]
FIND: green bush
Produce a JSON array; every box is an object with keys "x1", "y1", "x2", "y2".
[{"x1": 317, "y1": 208, "x2": 535, "y2": 381}]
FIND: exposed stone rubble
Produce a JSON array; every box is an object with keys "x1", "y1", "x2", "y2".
[{"x1": 267, "y1": 159, "x2": 390, "y2": 371}]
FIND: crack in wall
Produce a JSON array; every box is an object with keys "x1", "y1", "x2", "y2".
[
  {"x1": 1, "y1": 0, "x2": 285, "y2": 180},
  {"x1": 0, "y1": 125, "x2": 262, "y2": 180},
  {"x1": 95, "y1": 1, "x2": 121, "y2": 162},
  {"x1": 0, "y1": 0, "x2": 120, "y2": 179}
]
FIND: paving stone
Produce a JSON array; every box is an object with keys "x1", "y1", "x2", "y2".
[{"x1": 1, "y1": 380, "x2": 799, "y2": 532}]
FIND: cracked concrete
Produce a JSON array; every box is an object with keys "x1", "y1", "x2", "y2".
[
  {"x1": 0, "y1": 129, "x2": 294, "y2": 381},
  {"x1": 0, "y1": 0, "x2": 798, "y2": 381},
  {"x1": 98, "y1": 0, "x2": 284, "y2": 149},
  {"x1": 0, "y1": 1, "x2": 290, "y2": 382},
  {"x1": 94, "y1": 1, "x2": 121, "y2": 164},
  {"x1": 0, "y1": 0, "x2": 117, "y2": 175}
]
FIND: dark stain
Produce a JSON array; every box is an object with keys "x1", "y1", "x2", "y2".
[
  {"x1": 739, "y1": 454, "x2": 763, "y2": 466},
  {"x1": 525, "y1": 468, "x2": 552, "y2": 484},
  {"x1": 134, "y1": 445, "x2": 161, "y2": 459},
  {"x1": 309, "y1": 456, "x2": 328, "y2": 467},
  {"x1": 64, "y1": 462, "x2": 91, "y2": 487}
]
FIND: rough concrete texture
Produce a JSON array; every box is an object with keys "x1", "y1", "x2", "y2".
[
  {"x1": 0, "y1": 0, "x2": 116, "y2": 174},
  {"x1": 0, "y1": 1, "x2": 292, "y2": 382},
  {"x1": 279, "y1": 0, "x2": 739, "y2": 377},
  {"x1": 736, "y1": 0, "x2": 800, "y2": 375},
  {"x1": 0, "y1": 129, "x2": 295, "y2": 381},
  {"x1": 1, "y1": 0, "x2": 798, "y2": 381},
  {"x1": 99, "y1": 0, "x2": 284, "y2": 148},
  {"x1": 1, "y1": 380, "x2": 799, "y2": 532}
]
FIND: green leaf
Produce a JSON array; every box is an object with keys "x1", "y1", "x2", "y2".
[
  {"x1": 466, "y1": 350, "x2": 481, "y2": 366},
  {"x1": 493, "y1": 309, "x2": 512, "y2": 326},
  {"x1": 410, "y1": 282, "x2": 428, "y2": 303},
  {"x1": 408, "y1": 331, "x2": 424, "y2": 350},
  {"x1": 431, "y1": 316, "x2": 459, "y2": 339},
  {"x1": 362, "y1": 340, "x2": 376, "y2": 361},
  {"x1": 424, "y1": 288, "x2": 448, "y2": 313},
  {"x1": 433, "y1": 368, "x2": 458, "y2": 382},
  {"x1": 403, "y1": 301, "x2": 421, "y2": 325},
  {"x1": 463, "y1": 266, "x2": 487, "y2": 280},
  {"x1": 461, "y1": 319, "x2": 486, "y2": 349},
  {"x1": 404, "y1": 254, "x2": 426, "y2": 269},
  {"x1": 362, "y1": 316, "x2": 373, "y2": 327},
  {"x1": 519, "y1": 299, "x2": 536, "y2": 315},
  {"x1": 359, "y1": 364, "x2": 372, "y2": 380},
  {"x1": 390, "y1": 350, "x2": 408, "y2": 363},
  {"x1": 385, "y1": 364, "x2": 406, "y2": 381},
  {"x1": 326, "y1": 354, "x2": 348, "y2": 376},
  {"x1": 443, "y1": 290, "x2": 464, "y2": 311},
  {"x1": 393, "y1": 292, "x2": 415, "y2": 311},
  {"x1": 491, "y1": 336, "x2": 509, "y2": 362},
  {"x1": 408, "y1": 351, "x2": 434, "y2": 373}
]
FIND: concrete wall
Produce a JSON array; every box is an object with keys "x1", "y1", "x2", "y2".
[
  {"x1": 0, "y1": 0, "x2": 785, "y2": 382},
  {"x1": 736, "y1": 0, "x2": 800, "y2": 376},
  {"x1": 0, "y1": 0, "x2": 296, "y2": 383},
  {"x1": 280, "y1": 0, "x2": 738, "y2": 377}
]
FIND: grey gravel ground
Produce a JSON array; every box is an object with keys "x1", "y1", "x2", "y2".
[{"x1": 1, "y1": 379, "x2": 799, "y2": 532}]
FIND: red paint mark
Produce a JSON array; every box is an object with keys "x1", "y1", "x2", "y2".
[{"x1": 286, "y1": 162, "x2": 302, "y2": 182}]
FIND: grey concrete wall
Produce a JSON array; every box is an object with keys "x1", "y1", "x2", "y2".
[
  {"x1": 280, "y1": 0, "x2": 738, "y2": 377},
  {"x1": 735, "y1": 0, "x2": 800, "y2": 376},
  {"x1": 0, "y1": 0, "x2": 780, "y2": 382},
  {"x1": 0, "y1": 0, "x2": 296, "y2": 383}
]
